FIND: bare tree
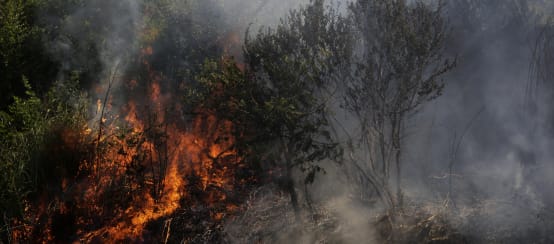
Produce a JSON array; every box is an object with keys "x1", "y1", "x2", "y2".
[{"x1": 342, "y1": 0, "x2": 455, "y2": 209}]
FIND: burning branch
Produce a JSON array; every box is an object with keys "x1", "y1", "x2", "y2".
[{"x1": 95, "y1": 62, "x2": 121, "y2": 172}]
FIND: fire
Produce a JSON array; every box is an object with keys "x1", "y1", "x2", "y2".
[
  {"x1": 124, "y1": 101, "x2": 144, "y2": 133},
  {"x1": 79, "y1": 110, "x2": 242, "y2": 241},
  {"x1": 10, "y1": 25, "x2": 256, "y2": 243},
  {"x1": 64, "y1": 45, "x2": 248, "y2": 242}
]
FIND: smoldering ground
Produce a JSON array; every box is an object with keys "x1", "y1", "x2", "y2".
[{"x1": 376, "y1": 0, "x2": 554, "y2": 242}]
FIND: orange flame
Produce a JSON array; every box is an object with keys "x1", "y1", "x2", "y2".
[
  {"x1": 74, "y1": 46, "x2": 245, "y2": 242},
  {"x1": 13, "y1": 29, "x2": 254, "y2": 243}
]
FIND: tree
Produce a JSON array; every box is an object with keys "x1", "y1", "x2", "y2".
[
  {"x1": 188, "y1": 0, "x2": 352, "y2": 213},
  {"x1": 0, "y1": 0, "x2": 60, "y2": 108},
  {"x1": 243, "y1": 0, "x2": 352, "y2": 213},
  {"x1": 342, "y1": 0, "x2": 455, "y2": 208}
]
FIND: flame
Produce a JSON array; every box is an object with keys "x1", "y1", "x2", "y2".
[
  {"x1": 78, "y1": 110, "x2": 242, "y2": 241},
  {"x1": 84, "y1": 157, "x2": 185, "y2": 241},
  {"x1": 71, "y1": 46, "x2": 246, "y2": 242},
  {"x1": 96, "y1": 99, "x2": 102, "y2": 114},
  {"x1": 12, "y1": 26, "x2": 255, "y2": 243},
  {"x1": 124, "y1": 101, "x2": 144, "y2": 133}
]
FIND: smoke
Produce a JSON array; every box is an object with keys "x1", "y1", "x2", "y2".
[
  {"x1": 32, "y1": 0, "x2": 554, "y2": 242},
  {"x1": 39, "y1": 0, "x2": 310, "y2": 124},
  {"x1": 278, "y1": 0, "x2": 554, "y2": 242},
  {"x1": 221, "y1": 0, "x2": 554, "y2": 242},
  {"x1": 43, "y1": 0, "x2": 140, "y2": 82},
  {"x1": 38, "y1": 0, "x2": 142, "y2": 130},
  {"x1": 396, "y1": 0, "x2": 554, "y2": 241}
]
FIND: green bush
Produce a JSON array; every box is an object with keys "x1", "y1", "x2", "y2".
[{"x1": 0, "y1": 75, "x2": 88, "y2": 231}]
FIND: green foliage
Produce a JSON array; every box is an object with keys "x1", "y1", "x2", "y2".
[
  {"x1": 0, "y1": 78, "x2": 46, "y2": 219},
  {"x1": 186, "y1": 1, "x2": 352, "y2": 212},
  {"x1": 258, "y1": 0, "x2": 350, "y2": 170},
  {"x1": 0, "y1": 0, "x2": 61, "y2": 108},
  {"x1": 0, "y1": 75, "x2": 88, "y2": 221},
  {"x1": 0, "y1": 0, "x2": 38, "y2": 66},
  {"x1": 142, "y1": 0, "x2": 225, "y2": 83},
  {"x1": 243, "y1": 0, "x2": 351, "y2": 171},
  {"x1": 245, "y1": 0, "x2": 352, "y2": 93}
]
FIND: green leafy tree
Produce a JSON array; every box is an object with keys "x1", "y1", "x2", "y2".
[
  {"x1": 188, "y1": 0, "x2": 352, "y2": 213},
  {"x1": 243, "y1": 0, "x2": 352, "y2": 212},
  {"x1": 0, "y1": 0, "x2": 60, "y2": 107}
]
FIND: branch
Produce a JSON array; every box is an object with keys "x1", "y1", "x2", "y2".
[{"x1": 95, "y1": 63, "x2": 121, "y2": 170}]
